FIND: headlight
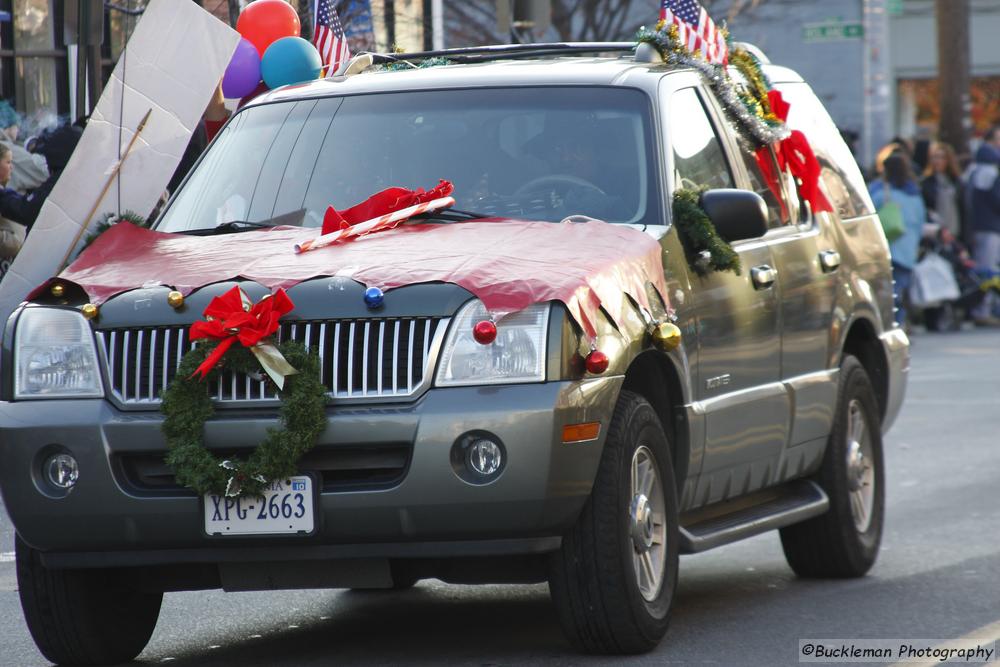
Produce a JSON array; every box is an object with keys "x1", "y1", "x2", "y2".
[
  {"x1": 436, "y1": 300, "x2": 550, "y2": 387},
  {"x1": 15, "y1": 308, "x2": 103, "y2": 399}
]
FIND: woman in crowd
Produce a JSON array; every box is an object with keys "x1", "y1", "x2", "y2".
[
  {"x1": 869, "y1": 152, "x2": 928, "y2": 327},
  {"x1": 921, "y1": 141, "x2": 966, "y2": 242}
]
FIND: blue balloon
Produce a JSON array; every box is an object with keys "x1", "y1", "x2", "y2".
[{"x1": 261, "y1": 37, "x2": 322, "y2": 89}]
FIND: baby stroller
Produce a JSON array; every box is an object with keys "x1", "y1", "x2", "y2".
[{"x1": 910, "y1": 228, "x2": 983, "y2": 331}]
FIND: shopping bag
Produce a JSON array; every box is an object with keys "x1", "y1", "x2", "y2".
[
  {"x1": 910, "y1": 252, "x2": 961, "y2": 307},
  {"x1": 878, "y1": 200, "x2": 905, "y2": 242}
]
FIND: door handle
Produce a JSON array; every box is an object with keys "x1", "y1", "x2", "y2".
[
  {"x1": 751, "y1": 265, "x2": 776, "y2": 290},
  {"x1": 819, "y1": 250, "x2": 841, "y2": 272}
]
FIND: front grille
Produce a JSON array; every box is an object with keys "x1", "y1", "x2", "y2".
[{"x1": 97, "y1": 318, "x2": 447, "y2": 406}]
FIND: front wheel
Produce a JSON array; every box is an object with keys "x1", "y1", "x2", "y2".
[
  {"x1": 548, "y1": 390, "x2": 679, "y2": 654},
  {"x1": 779, "y1": 355, "x2": 885, "y2": 577},
  {"x1": 16, "y1": 535, "x2": 162, "y2": 666}
]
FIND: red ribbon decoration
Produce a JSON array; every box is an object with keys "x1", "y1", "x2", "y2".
[
  {"x1": 321, "y1": 179, "x2": 455, "y2": 235},
  {"x1": 189, "y1": 286, "x2": 294, "y2": 380},
  {"x1": 755, "y1": 90, "x2": 833, "y2": 215}
]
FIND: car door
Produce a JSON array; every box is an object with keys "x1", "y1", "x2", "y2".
[
  {"x1": 664, "y1": 86, "x2": 790, "y2": 508},
  {"x1": 765, "y1": 82, "x2": 850, "y2": 448}
]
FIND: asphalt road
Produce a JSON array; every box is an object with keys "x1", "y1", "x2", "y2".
[{"x1": 2, "y1": 328, "x2": 999, "y2": 666}]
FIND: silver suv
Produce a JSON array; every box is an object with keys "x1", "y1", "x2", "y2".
[{"x1": 1, "y1": 43, "x2": 908, "y2": 664}]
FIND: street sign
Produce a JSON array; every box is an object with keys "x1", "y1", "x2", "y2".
[{"x1": 802, "y1": 20, "x2": 864, "y2": 43}]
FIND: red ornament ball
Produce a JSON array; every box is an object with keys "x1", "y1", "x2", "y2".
[
  {"x1": 585, "y1": 350, "x2": 609, "y2": 374},
  {"x1": 473, "y1": 320, "x2": 497, "y2": 345}
]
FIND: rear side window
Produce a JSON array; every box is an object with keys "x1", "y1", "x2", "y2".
[
  {"x1": 668, "y1": 88, "x2": 734, "y2": 191},
  {"x1": 772, "y1": 82, "x2": 873, "y2": 218}
]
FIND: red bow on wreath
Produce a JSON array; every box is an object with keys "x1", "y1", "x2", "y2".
[
  {"x1": 189, "y1": 286, "x2": 298, "y2": 389},
  {"x1": 756, "y1": 90, "x2": 833, "y2": 215}
]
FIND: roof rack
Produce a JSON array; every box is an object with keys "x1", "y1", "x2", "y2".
[{"x1": 370, "y1": 42, "x2": 637, "y2": 66}]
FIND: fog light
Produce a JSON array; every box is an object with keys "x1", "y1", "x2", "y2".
[
  {"x1": 451, "y1": 432, "x2": 506, "y2": 485},
  {"x1": 44, "y1": 454, "x2": 78, "y2": 489},
  {"x1": 467, "y1": 439, "x2": 503, "y2": 476}
]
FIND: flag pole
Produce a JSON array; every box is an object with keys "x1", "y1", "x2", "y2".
[{"x1": 59, "y1": 107, "x2": 153, "y2": 269}]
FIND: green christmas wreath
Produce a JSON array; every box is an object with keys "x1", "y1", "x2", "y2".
[
  {"x1": 161, "y1": 340, "x2": 327, "y2": 498},
  {"x1": 672, "y1": 188, "x2": 741, "y2": 276}
]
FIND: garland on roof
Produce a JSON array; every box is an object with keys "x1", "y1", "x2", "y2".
[{"x1": 636, "y1": 22, "x2": 789, "y2": 148}]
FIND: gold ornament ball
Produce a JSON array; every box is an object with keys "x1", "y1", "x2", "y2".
[
  {"x1": 167, "y1": 291, "x2": 184, "y2": 309},
  {"x1": 81, "y1": 304, "x2": 99, "y2": 320},
  {"x1": 50, "y1": 284, "x2": 65, "y2": 298},
  {"x1": 651, "y1": 322, "x2": 682, "y2": 351}
]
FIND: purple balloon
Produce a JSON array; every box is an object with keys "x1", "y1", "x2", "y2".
[{"x1": 222, "y1": 39, "x2": 262, "y2": 99}]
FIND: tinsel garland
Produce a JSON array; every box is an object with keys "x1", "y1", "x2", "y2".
[
  {"x1": 672, "y1": 188, "x2": 741, "y2": 276},
  {"x1": 161, "y1": 341, "x2": 327, "y2": 498},
  {"x1": 636, "y1": 24, "x2": 789, "y2": 148}
]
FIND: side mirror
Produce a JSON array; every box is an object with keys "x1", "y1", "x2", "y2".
[{"x1": 699, "y1": 189, "x2": 769, "y2": 243}]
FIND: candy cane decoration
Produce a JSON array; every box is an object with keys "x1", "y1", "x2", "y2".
[{"x1": 294, "y1": 196, "x2": 455, "y2": 254}]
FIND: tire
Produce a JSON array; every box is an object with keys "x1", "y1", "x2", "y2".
[
  {"x1": 548, "y1": 390, "x2": 679, "y2": 654},
  {"x1": 16, "y1": 535, "x2": 162, "y2": 666},
  {"x1": 779, "y1": 355, "x2": 885, "y2": 578}
]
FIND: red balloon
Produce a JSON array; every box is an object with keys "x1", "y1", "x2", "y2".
[{"x1": 237, "y1": 0, "x2": 301, "y2": 57}]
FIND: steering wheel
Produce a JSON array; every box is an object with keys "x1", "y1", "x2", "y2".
[{"x1": 514, "y1": 174, "x2": 606, "y2": 197}]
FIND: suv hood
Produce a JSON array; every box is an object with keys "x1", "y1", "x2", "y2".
[{"x1": 39, "y1": 218, "x2": 669, "y2": 339}]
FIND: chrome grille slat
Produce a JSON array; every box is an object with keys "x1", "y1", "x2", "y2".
[
  {"x1": 333, "y1": 323, "x2": 341, "y2": 396},
  {"x1": 347, "y1": 322, "x2": 356, "y2": 396},
  {"x1": 100, "y1": 317, "x2": 445, "y2": 406},
  {"x1": 122, "y1": 330, "x2": 131, "y2": 401},
  {"x1": 362, "y1": 321, "x2": 370, "y2": 395}
]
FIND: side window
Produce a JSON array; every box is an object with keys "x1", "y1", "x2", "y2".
[
  {"x1": 669, "y1": 88, "x2": 734, "y2": 192},
  {"x1": 772, "y1": 82, "x2": 873, "y2": 218},
  {"x1": 737, "y1": 145, "x2": 792, "y2": 227}
]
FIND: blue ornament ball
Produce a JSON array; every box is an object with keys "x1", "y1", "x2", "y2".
[
  {"x1": 260, "y1": 36, "x2": 322, "y2": 89},
  {"x1": 364, "y1": 287, "x2": 385, "y2": 309}
]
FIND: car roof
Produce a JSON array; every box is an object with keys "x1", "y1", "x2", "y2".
[{"x1": 247, "y1": 48, "x2": 806, "y2": 107}]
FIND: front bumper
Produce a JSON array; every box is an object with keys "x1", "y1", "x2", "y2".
[
  {"x1": 0, "y1": 378, "x2": 622, "y2": 563},
  {"x1": 879, "y1": 327, "x2": 910, "y2": 433}
]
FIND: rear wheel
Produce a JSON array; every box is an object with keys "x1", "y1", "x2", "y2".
[
  {"x1": 16, "y1": 535, "x2": 162, "y2": 666},
  {"x1": 548, "y1": 390, "x2": 679, "y2": 654},
  {"x1": 779, "y1": 355, "x2": 885, "y2": 577}
]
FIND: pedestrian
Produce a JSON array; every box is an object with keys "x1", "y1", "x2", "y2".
[
  {"x1": 0, "y1": 123, "x2": 81, "y2": 229},
  {"x1": 869, "y1": 152, "x2": 927, "y2": 328},
  {"x1": 0, "y1": 100, "x2": 49, "y2": 194},
  {"x1": 965, "y1": 126, "x2": 1000, "y2": 326},
  {"x1": 921, "y1": 141, "x2": 966, "y2": 240},
  {"x1": 0, "y1": 144, "x2": 27, "y2": 282}
]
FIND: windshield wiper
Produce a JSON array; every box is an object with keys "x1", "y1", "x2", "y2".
[
  {"x1": 181, "y1": 209, "x2": 307, "y2": 236},
  {"x1": 413, "y1": 208, "x2": 490, "y2": 222}
]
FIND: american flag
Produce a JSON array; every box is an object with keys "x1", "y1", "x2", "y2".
[
  {"x1": 313, "y1": 0, "x2": 352, "y2": 75},
  {"x1": 660, "y1": 0, "x2": 729, "y2": 65}
]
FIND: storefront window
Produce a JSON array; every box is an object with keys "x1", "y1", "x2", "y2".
[
  {"x1": 13, "y1": 0, "x2": 53, "y2": 50},
  {"x1": 14, "y1": 56, "x2": 55, "y2": 118}
]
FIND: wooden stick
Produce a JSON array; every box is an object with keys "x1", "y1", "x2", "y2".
[{"x1": 59, "y1": 107, "x2": 153, "y2": 269}]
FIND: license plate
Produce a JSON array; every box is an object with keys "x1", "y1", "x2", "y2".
[{"x1": 203, "y1": 475, "x2": 315, "y2": 536}]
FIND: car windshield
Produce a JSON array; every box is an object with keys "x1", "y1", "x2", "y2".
[{"x1": 156, "y1": 86, "x2": 660, "y2": 232}]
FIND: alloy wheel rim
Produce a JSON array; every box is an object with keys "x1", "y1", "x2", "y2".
[
  {"x1": 629, "y1": 445, "x2": 667, "y2": 602},
  {"x1": 845, "y1": 399, "x2": 876, "y2": 533}
]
